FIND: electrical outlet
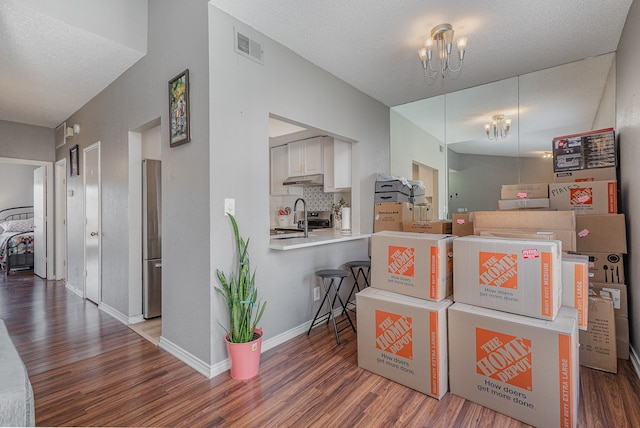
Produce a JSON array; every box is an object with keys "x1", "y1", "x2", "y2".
[
  {"x1": 224, "y1": 198, "x2": 235, "y2": 216},
  {"x1": 313, "y1": 287, "x2": 320, "y2": 301}
]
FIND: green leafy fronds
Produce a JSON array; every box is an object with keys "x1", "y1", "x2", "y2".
[{"x1": 215, "y1": 214, "x2": 267, "y2": 343}]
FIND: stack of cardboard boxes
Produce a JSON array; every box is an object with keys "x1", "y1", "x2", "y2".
[
  {"x1": 374, "y1": 178, "x2": 449, "y2": 234},
  {"x1": 448, "y1": 235, "x2": 580, "y2": 428},
  {"x1": 357, "y1": 231, "x2": 455, "y2": 399},
  {"x1": 549, "y1": 128, "x2": 627, "y2": 372}
]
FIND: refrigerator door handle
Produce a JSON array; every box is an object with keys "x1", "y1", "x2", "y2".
[{"x1": 154, "y1": 262, "x2": 162, "y2": 268}]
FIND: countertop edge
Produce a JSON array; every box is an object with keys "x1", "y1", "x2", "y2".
[{"x1": 269, "y1": 233, "x2": 371, "y2": 250}]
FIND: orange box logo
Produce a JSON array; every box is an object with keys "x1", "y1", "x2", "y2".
[
  {"x1": 388, "y1": 246, "x2": 415, "y2": 277},
  {"x1": 479, "y1": 252, "x2": 518, "y2": 289},
  {"x1": 375, "y1": 310, "x2": 413, "y2": 359},
  {"x1": 569, "y1": 187, "x2": 592, "y2": 205},
  {"x1": 476, "y1": 328, "x2": 532, "y2": 391}
]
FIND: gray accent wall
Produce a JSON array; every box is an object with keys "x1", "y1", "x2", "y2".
[
  {"x1": 208, "y1": 7, "x2": 389, "y2": 364},
  {"x1": 55, "y1": 0, "x2": 212, "y2": 363},
  {"x1": 0, "y1": 120, "x2": 54, "y2": 162},
  {"x1": 616, "y1": 0, "x2": 640, "y2": 365}
]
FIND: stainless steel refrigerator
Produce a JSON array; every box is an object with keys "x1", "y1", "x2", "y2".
[{"x1": 143, "y1": 159, "x2": 162, "y2": 319}]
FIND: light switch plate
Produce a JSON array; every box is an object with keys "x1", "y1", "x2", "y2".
[{"x1": 224, "y1": 198, "x2": 235, "y2": 216}]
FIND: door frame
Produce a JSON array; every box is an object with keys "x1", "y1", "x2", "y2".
[
  {"x1": 0, "y1": 156, "x2": 54, "y2": 279},
  {"x1": 83, "y1": 142, "x2": 101, "y2": 302},
  {"x1": 55, "y1": 158, "x2": 67, "y2": 281}
]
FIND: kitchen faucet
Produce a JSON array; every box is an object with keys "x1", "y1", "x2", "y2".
[{"x1": 293, "y1": 197, "x2": 308, "y2": 238}]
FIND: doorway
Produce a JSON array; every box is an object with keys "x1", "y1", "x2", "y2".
[
  {"x1": 412, "y1": 161, "x2": 439, "y2": 220},
  {"x1": 0, "y1": 157, "x2": 54, "y2": 279},
  {"x1": 83, "y1": 143, "x2": 101, "y2": 304}
]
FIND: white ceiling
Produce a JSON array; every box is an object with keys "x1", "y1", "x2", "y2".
[
  {"x1": 0, "y1": 0, "x2": 632, "y2": 132},
  {"x1": 0, "y1": 0, "x2": 146, "y2": 128},
  {"x1": 211, "y1": 0, "x2": 631, "y2": 107}
]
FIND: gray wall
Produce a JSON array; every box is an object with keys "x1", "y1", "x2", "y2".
[
  {"x1": 0, "y1": 120, "x2": 54, "y2": 162},
  {"x1": 616, "y1": 0, "x2": 640, "y2": 364},
  {"x1": 447, "y1": 152, "x2": 555, "y2": 214},
  {"x1": 55, "y1": 0, "x2": 212, "y2": 363},
  {"x1": 0, "y1": 163, "x2": 37, "y2": 210},
  {"x1": 208, "y1": 6, "x2": 389, "y2": 364}
]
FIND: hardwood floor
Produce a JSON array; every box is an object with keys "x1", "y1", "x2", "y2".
[{"x1": 1, "y1": 273, "x2": 640, "y2": 427}]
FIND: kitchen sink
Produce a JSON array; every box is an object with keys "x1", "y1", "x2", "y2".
[
  {"x1": 270, "y1": 227, "x2": 314, "y2": 236},
  {"x1": 271, "y1": 233, "x2": 318, "y2": 240}
]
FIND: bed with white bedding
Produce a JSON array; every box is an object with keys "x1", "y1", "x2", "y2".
[{"x1": 0, "y1": 207, "x2": 35, "y2": 275}]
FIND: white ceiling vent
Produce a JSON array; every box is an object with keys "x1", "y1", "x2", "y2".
[{"x1": 234, "y1": 28, "x2": 263, "y2": 64}]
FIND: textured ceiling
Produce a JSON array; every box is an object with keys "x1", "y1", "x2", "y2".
[
  {"x1": 210, "y1": 0, "x2": 632, "y2": 107},
  {"x1": 0, "y1": 0, "x2": 145, "y2": 128},
  {"x1": 0, "y1": 0, "x2": 632, "y2": 133}
]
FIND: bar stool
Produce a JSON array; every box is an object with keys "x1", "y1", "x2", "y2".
[
  {"x1": 343, "y1": 260, "x2": 371, "y2": 313},
  {"x1": 307, "y1": 269, "x2": 356, "y2": 344}
]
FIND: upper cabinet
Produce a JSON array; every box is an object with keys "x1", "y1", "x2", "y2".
[
  {"x1": 271, "y1": 145, "x2": 303, "y2": 196},
  {"x1": 288, "y1": 137, "x2": 324, "y2": 176},
  {"x1": 324, "y1": 137, "x2": 352, "y2": 192}
]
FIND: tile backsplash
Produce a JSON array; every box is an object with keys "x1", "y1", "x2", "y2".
[{"x1": 303, "y1": 186, "x2": 334, "y2": 211}]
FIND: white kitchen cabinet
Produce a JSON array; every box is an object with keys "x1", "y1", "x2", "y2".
[
  {"x1": 271, "y1": 145, "x2": 303, "y2": 196},
  {"x1": 288, "y1": 137, "x2": 324, "y2": 176},
  {"x1": 323, "y1": 137, "x2": 352, "y2": 192}
]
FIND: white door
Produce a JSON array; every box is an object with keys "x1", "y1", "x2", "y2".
[
  {"x1": 33, "y1": 166, "x2": 46, "y2": 278},
  {"x1": 84, "y1": 143, "x2": 101, "y2": 303},
  {"x1": 55, "y1": 159, "x2": 67, "y2": 281}
]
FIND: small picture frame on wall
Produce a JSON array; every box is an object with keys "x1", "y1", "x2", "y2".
[
  {"x1": 168, "y1": 69, "x2": 191, "y2": 147},
  {"x1": 70, "y1": 144, "x2": 79, "y2": 176}
]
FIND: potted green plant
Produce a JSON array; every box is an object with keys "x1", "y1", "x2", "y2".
[{"x1": 215, "y1": 214, "x2": 267, "y2": 379}]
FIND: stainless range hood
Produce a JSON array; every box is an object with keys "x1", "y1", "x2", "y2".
[{"x1": 283, "y1": 174, "x2": 324, "y2": 187}]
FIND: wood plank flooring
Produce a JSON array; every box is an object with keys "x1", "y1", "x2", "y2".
[{"x1": 1, "y1": 272, "x2": 640, "y2": 427}]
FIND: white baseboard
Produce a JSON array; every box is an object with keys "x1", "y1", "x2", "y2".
[
  {"x1": 98, "y1": 303, "x2": 129, "y2": 324},
  {"x1": 630, "y1": 345, "x2": 640, "y2": 379},
  {"x1": 159, "y1": 336, "x2": 212, "y2": 378},
  {"x1": 128, "y1": 314, "x2": 145, "y2": 324},
  {"x1": 65, "y1": 282, "x2": 83, "y2": 298}
]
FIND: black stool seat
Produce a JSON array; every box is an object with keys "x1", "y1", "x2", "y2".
[
  {"x1": 343, "y1": 260, "x2": 371, "y2": 313},
  {"x1": 307, "y1": 268, "x2": 356, "y2": 344},
  {"x1": 344, "y1": 260, "x2": 371, "y2": 268},
  {"x1": 316, "y1": 269, "x2": 350, "y2": 279}
]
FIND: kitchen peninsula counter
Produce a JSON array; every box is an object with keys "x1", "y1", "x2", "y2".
[{"x1": 269, "y1": 229, "x2": 370, "y2": 250}]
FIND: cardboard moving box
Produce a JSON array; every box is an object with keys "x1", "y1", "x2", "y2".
[
  {"x1": 500, "y1": 183, "x2": 549, "y2": 200},
  {"x1": 554, "y1": 166, "x2": 617, "y2": 183},
  {"x1": 356, "y1": 288, "x2": 451, "y2": 399},
  {"x1": 453, "y1": 236, "x2": 562, "y2": 320},
  {"x1": 452, "y1": 212, "x2": 474, "y2": 237},
  {"x1": 579, "y1": 294, "x2": 617, "y2": 373},
  {"x1": 473, "y1": 210, "x2": 576, "y2": 251},
  {"x1": 562, "y1": 254, "x2": 589, "y2": 331},
  {"x1": 549, "y1": 181, "x2": 617, "y2": 214},
  {"x1": 448, "y1": 303, "x2": 579, "y2": 428},
  {"x1": 498, "y1": 198, "x2": 550, "y2": 211},
  {"x1": 590, "y1": 282, "x2": 629, "y2": 360},
  {"x1": 403, "y1": 220, "x2": 452, "y2": 234},
  {"x1": 479, "y1": 230, "x2": 557, "y2": 241},
  {"x1": 374, "y1": 202, "x2": 413, "y2": 232},
  {"x1": 371, "y1": 231, "x2": 454, "y2": 301},
  {"x1": 579, "y1": 252, "x2": 624, "y2": 284},
  {"x1": 576, "y1": 214, "x2": 627, "y2": 253}
]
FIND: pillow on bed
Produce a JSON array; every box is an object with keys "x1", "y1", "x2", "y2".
[{"x1": 1, "y1": 219, "x2": 34, "y2": 233}]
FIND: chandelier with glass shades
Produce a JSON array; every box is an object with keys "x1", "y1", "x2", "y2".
[
  {"x1": 485, "y1": 114, "x2": 511, "y2": 140},
  {"x1": 417, "y1": 23, "x2": 468, "y2": 81}
]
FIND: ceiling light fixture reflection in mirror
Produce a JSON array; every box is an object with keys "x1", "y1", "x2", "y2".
[{"x1": 390, "y1": 52, "x2": 615, "y2": 218}]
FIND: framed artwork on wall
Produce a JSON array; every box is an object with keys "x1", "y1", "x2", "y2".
[
  {"x1": 168, "y1": 69, "x2": 191, "y2": 147},
  {"x1": 70, "y1": 144, "x2": 79, "y2": 176}
]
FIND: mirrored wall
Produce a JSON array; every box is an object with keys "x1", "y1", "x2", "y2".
[{"x1": 391, "y1": 52, "x2": 616, "y2": 218}]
